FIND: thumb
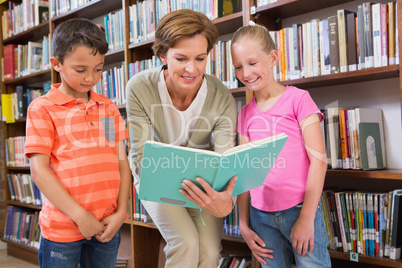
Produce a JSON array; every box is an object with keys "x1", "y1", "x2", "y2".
[{"x1": 225, "y1": 176, "x2": 237, "y2": 194}]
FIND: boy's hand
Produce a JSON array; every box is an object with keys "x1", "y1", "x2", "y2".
[
  {"x1": 179, "y1": 176, "x2": 237, "y2": 218},
  {"x1": 240, "y1": 225, "x2": 273, "y2": 264},
  {"x1": 95, "y1": 211, "x2": 126, "y2": 243},
  {"x1": 75, "y1": 212, "x2": 105, "y2": 240},
  {"x1": 290, "y1": 215, "x2": 315, "y2": 256}
]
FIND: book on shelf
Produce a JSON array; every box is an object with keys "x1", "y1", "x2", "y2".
[
  {"x1": 389, "y1": 189, "x2": 402, "y2": 260},
  {"x1": 139, "y1": 133, "x2": 288, "y2": 208},
  {"x1": 3, "y1": 44, "x2": 17, "y2": 81},
  {"x1": 329, "y1": 15, "x2": 340, "y2": 74},
  {"x1": 27, "y1": 41, "x2": 43, "y2": 74}
]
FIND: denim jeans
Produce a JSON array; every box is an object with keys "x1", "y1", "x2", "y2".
[
  {"x1": 38, "y1": 231, "x2": 120, "y2": 268},
  {"x1": 250, "y1": 202, "x2": 331, "y2": 268}
]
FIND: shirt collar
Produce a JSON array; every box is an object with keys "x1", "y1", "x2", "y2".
[{"x1": 47, "y1": 83, "x2": 103, "y2": 105}]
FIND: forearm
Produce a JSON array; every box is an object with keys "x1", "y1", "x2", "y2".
[
  {"x1": 299, "y1": 159, "x2": 327, "y2": 220},
  {"x1": 115, "y1": 160, "x2": 131, "y2": 218},
  {"x1": 31, "y1": 163, "x2": 88, "y2": 224},
  {"x1": 238, "y1": 192, "x2": 250, "y2": 229}
]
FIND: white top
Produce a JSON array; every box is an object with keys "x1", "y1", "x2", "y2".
[{"x1": 158, "y1": 70, "x2": 208, "y2": 146}]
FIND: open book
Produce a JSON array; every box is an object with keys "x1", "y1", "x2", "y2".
[{"x1": 138, "y1": 133, "x2": 288, "y2": 208}]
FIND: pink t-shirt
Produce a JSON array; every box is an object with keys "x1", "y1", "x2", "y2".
[{"x1": 237, "y1": 86, "x2": 323, "y2": 211}]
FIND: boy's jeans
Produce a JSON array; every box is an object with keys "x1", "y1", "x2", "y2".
[
  {"x1": 38, "y1": 231, "x2": 120, "y2": 268},
  {"x1": 250, "y1": 202, "x2": 331, "y2": 268}
]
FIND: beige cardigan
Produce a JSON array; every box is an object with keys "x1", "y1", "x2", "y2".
[{"x1": 126, "y1": 66, "x2": 237, "y2": 189}]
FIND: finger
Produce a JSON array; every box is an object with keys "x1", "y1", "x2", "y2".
[
  {"x1": 253, "y1": 253, "x2": 268, "y2": 265},
  {"x1": 223, "y1": 176, "x2": 237, "y2": 194},
  {"x1": 194, "y1": 177, "x2": 214, "y2": 195},
  {"x1": 253, "y1": 236, "x2": 266, "y2": 248},
  {"x1": 301, "y1": 241, "x2": 308, "y2": 256},
  {"x1": 179, "y1": 187, "x2": 205, "y2": 207},
  {"x1": 296, "y1": 241, "x2": 303, "y2": 256},
  {"x1": 181, "y1": 180, "x2": 207, "y2": 201},
  {"x1": 309, "y1": 238, "x2": 314, "y2": 253}
]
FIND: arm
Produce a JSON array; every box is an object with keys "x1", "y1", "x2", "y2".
[
  {"x1": 290, "y1": 113, "x2": 327, "y2": 255},
  {"x1": 237, "y1": 133, "x2": 273, "y2": 264},
  {"x1": 97, "y1": 140, "x2": 131, "y2": 242},
  {"x1": 30, "y1": 153, "x2": 105, "y2": 239},
  {"x1": 180, "y1": 90, "x2": 237, "y2": 217}
]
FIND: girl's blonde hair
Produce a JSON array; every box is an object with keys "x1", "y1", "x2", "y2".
[
  {"x1": 231, "y1": 24, "x2": 276, "y2": 54},
  {"x1": 152, "y1": 9, "x2": 218, "y2": 58}
]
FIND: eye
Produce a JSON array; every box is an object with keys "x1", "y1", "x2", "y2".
[
  {"x1": 196, "y1": 57, "x2": 205, "y2": 62},
  {"x1": 75, "y1": 69, "x2": 85, "y2": 73},
  {"x1": 176, "y1": 58, "x2": 185, "y2": 62},
  {"x1": 96, "y1": 68, "x2": 103, "y2": 72},
  {"x1": 234, "y1": 66, "x2": 242, "y2": 70},
  {"x1": 250, "y1": 62, "x2": 256, "y2": 66}
]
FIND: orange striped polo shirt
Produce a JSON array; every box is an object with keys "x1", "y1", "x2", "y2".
[{"x1": 25, "y1": 84, "x2": 128, "y2": 242}]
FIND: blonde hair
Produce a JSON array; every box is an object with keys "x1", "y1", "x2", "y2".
[
  {"x1": 152, "y1": 9, "x2": 218, "y2": 58},
  {"x1": 231, "y1": 24, "x2": 276, "y2": 54}
]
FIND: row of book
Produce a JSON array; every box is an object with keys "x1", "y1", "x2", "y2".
[
  {"x1": 1, "y1": 87, "x2": 46, "y2": 123},
  {"x1": 128, "y1": 0, "x2": 241, "y2": 44},
  {"x1": 7, "y1": 173, "x2": 44, "y2": 206},
  {"x1": 270, "y1": 2, "x2": 399, "y2": 82},
  {"x1": 49, "y1": 0, "x2": 92, "y2": 18},
  {"x1": 3, "y1": 37, "x2": 51, "y2": 81},
  {"x1": 321, "y1": 107, "x2": 386, "y2": 170},
  {"x1": 93, "y1": 63, "x2": 127, "y2": 106},
  {"x1": 132, "y1": 184, "x2": 153, "y2": 223},
  {"x1": 322, "y1": 189, "x2": 402, "y2": 260},
  {"x1": 223, "y1": 201, "x2": 240, "y2": 237},
  {"x1": 103, "y1": 10, "x2": 124, "y2": 52},
  {"x1": 5, "y1": 136, "x2": 30, "y2": 167},
  {"x1": 127, "y1": 56, "x2": 163, "y2": 79},
  {"x1": 1, "y1": 0, "x2": 49, "y2": 39},
  {"x1": 3, "y1": 206, "x2": 41, "y2": 249},
  {"x1": 218, "y1": 255, "x2": 251, "y2": 268},
  {"x1": 206, "y1": 40, "x2": 238, "y2": 89}
]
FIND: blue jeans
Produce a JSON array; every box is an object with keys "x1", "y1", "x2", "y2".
[
  {"x1": 38, "y1": 231, "x2": 120, "y2": 268},
  {"x1": 250, "y1": 202, "x2": 331, "y2": 268}
]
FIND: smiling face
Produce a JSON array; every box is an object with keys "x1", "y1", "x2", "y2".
[
  {"x1": 50, "y1": 45, "x2": 105, "y2": 101},
  {"x1": 159, "y1": 34, "x2": 208, "y2": 95},
  {"x1": 231, "y1": 37, "x2": 278, "y2": 93}
]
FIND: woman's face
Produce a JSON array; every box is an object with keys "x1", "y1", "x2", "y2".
[{"x1": 160, "y1": 34, "x2": 209, "y2": 94}]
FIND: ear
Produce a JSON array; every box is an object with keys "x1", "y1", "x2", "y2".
[
  {"x1": 50, "y1": 57, "x2": 61, "y2": 72},
  {"x1": 269, "y1": 49, "x2": 279, "y2": 68},
  {"x1": 159, "y1": 54, "x2": 167, "y2": 65}
]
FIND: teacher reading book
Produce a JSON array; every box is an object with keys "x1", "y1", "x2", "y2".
[{"x1": 126, "y1": 9, "x2": 238, "y2": 268}]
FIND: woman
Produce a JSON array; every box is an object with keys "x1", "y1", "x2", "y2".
[{"x1": 126, "y1": 9, "x2": 238, "y2": 268}]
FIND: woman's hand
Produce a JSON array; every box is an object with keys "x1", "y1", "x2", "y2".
[{"x1": 179, "y1": 176, "x2": 237, "y2": 217}]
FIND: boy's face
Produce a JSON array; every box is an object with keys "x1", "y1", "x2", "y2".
[
  {"x1": 231, "y1": 38, "x2": 277, "y2": 93},
  {"x1": 50, "y1": 45, "x2": 104, "y2": 100}
]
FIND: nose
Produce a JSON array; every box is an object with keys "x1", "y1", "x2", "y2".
[
  {"x1": 84, "y1": 72, "x2": 95, "y2": 82},
  {"x1": 185, "y1": 61, "x2": 194, "y2": 73}
]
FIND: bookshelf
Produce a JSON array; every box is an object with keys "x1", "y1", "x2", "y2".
[{"x1": 0, "y1": 0, "x2": 401, "y2": 267}]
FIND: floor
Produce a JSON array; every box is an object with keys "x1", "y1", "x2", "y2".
[{"x1": 0, "y1": 249, "x2": 39, "y2": 268}]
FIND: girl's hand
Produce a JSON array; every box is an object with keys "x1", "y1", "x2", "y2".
[
  {"x1": 290, "y1": 216, "x2": 315, "y2": 256},
  {"x1": 240, "y1": 225, "x2": 273, "y2": 264}
]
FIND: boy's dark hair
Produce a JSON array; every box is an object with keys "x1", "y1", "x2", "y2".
[{"x1": 52, "y1": 18, "x2": 109, "y2": 64}]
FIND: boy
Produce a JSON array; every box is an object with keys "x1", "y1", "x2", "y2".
[{"x1": 25, "y1": 18, "x2": 131, "y2": 268}]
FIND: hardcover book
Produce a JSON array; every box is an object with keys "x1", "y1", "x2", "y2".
[{"x1": 139, "y1": 133, "x2": 288, "y2": 208}]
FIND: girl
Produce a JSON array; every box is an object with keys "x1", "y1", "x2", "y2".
[{"x1": 231, "y1": 24, "x2": 331, "y2": 268}]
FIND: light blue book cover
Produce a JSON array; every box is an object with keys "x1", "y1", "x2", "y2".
[{"x1": 138, "y1": 133, "x2": 288, "y2": 208}]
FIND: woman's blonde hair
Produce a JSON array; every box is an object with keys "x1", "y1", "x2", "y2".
[
  {"x1": 231, "y1": 24, "x2": 276, "y2": 54},
  {"x1": 152, "y1": 9, "x2": 218, "y2": 58}
]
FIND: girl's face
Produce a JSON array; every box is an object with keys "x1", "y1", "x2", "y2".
[
  {"x1": 231, "y1": 37, "x2": 277, "y2": 92},
  {"x1": 160, "y1": 34, "x2": 208, "y2": 94}
]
